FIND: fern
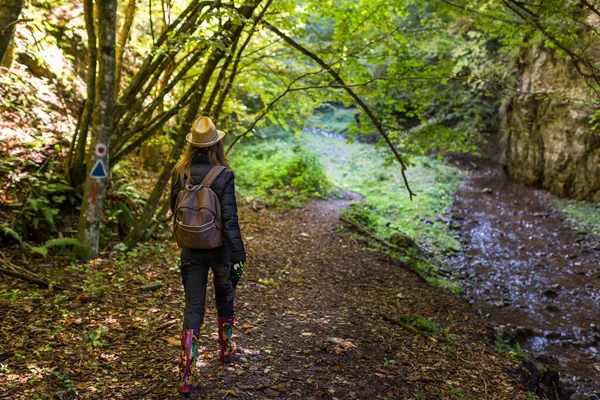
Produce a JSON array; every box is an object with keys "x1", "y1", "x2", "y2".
[
  {"x1": 1, "y1": 226, "x2": 23, "y2": 245},
  {"x1": 30, "y1": 246, "x2": 48, "y2": 258},
  {"x1": 41, "y1": 207, "x2": 56, "y2": 232},
  {"x1": 30, "y1": 238, "x2": 80, "y2": 258},
  {"x1": 43, "y1": 238, "x2": 80, "y2": 249}
]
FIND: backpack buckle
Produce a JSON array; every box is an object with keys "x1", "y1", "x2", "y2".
[{"x1": 186, "y1": 184, "x2": 204, "y2": 191}]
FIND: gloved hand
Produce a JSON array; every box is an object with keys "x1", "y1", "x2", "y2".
[{"x1": 229, "y1": 261, "x2": 244, "y2": 288}]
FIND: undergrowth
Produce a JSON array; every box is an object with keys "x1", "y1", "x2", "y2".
[
  {"x1": 229, "y1": 139, "x2": 332, "y2": 209},
  {"x1": 550, "y1": 197, "x2": 600, "y2": 237},
  {"x1": 303, "y1": 133, "x2": 465, "y2": 255}
]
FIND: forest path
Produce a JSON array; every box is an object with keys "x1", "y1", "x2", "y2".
[
  {"x1": 185, "y1": 197, "x2": 525, "y2": 399},
  {"x1": 0, "y1": 197, "x2": 527, "y2": 399}
]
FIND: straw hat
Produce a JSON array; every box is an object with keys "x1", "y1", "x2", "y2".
[{"x1": 186, "y1": 116, "x2": 225, "y2": 148}]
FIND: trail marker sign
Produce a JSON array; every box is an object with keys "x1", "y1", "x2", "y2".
[
  {"x1": 95, "y1": 143, "x2": 107, "y2": 157},
  {"x1": 90, "y1": 159, "x2": 108, "y2": 179}
]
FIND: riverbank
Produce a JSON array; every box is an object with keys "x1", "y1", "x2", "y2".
[{"x1": 448, "y1": 154, "x2": 600, "y2": 399}]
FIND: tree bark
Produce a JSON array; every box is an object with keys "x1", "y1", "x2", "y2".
[
  {"x1": 0, "y1": 0, "x2": 23, "y2": 64},
  {"x1": 115, "y1": 0, "x2": 136, "y2": 95},
  {"x1": 123, "y1": 130, "x2": 187, "y2": 248},
  {"x1": 69, "y1": 0, "x2": 98, "y2": 187},
  {"x1": 76, "y1": 0, "x2": 117, "y2": 260}
]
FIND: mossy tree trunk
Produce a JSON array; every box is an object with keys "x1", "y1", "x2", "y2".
[
  {"x1": 115, "y1": 0, "x2": 136, "y2": 95},
  {"x1": 0, "y1": 0, "x2": 23, "y2": 64},
  {"x1": 68, "y1": 0, "x2": 97, "y2": 187},
  {"x1": 76, "y1": 0, "x2": 117, "y2": 260}
]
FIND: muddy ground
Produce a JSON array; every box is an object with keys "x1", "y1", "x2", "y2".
[{"x1": 0, "y1": 196, "x2": 529, "y2": 399}]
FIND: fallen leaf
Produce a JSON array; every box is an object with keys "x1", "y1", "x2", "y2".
[
  {"x1": 224, "y1": 388, "x2": 240, "y2": 397},
  {"x1": 167, "y1": 337, "x2": 180, "y2": 347},
  {"x1": 301, "y1": 332, "x2": 313, "y2": 337},
  {"x1": 271, "y1": 384, "x2": 286, "y2": 392},
  {"x1": 202, "y1": 353, "x2": 213, "y2": 359},
  {"x1": 263, "y1": 388, "x2": 281, "y2": 397}
]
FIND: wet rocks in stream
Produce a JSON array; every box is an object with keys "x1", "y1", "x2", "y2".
[{"x1": 448, "y1": 159, "x2": 600, "y2": 397}]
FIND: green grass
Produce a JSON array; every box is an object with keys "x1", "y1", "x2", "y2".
[
  {"x1": 301, "y1": 133, "x2": 466, "y2": 255},
  {"x1": 550, "y1": 197, "x2": 600, "y2": 237},
  {"x1": 229, "y1": 139, "x2": 332, "y2": 209}
]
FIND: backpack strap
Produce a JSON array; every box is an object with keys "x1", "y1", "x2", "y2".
[{"x1": 200, "y1": 166, "x2": 226, "y2": 188}]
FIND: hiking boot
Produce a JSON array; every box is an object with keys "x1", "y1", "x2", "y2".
[
  {"x1": 217, "y1": 315, "x2": 237, "y2": 362},
  {"x1": 178, "y1": 329, "x2": 199, "y2": 393}
]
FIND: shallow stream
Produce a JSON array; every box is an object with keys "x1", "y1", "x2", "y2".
[{"x1": 449, "y1": 161, "x2": 600, "y2": 398}]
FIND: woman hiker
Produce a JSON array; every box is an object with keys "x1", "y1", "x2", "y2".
[{"x1": 170, "y1": 116, "x2": 247, "y2": 393}]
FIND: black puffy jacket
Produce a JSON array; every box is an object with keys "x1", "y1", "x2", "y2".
[{"x1": 170, "y1": 153, "x2": 246, "y2": 265}]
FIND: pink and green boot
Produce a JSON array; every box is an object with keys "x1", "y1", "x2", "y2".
[
  {"x1": 178, "y1": 329, "x2": 199, "y2": 393},
  {"x1": 217, "y1": 316, "x2": 238, "y2": 362}
]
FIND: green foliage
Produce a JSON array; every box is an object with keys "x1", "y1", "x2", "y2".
[
  {"x1": 102, "y1": 175, "x2": 146, "y2": 244},
  {"x1": 53, "y1": 371, "x2": 79, "y2": 395},
  {"x1": 551, "y1": 198, "x2": 600, "y2": 237},
  {"x1": 306, "y1": 133, "x2": 464, "y2": 254},
  {"x1": 383, "y1": 358, "x2": 397, "y2": 368},
  {"x1": 0, "y1": 227, "x2": 23, "y2": 246},
  {"x1": 29, "y1": 238, "x2": 81, "y2": 258},
  {"x1": 308, "y1": 104, "x2": 359, "y2": 138},
  {"x1": 492, "y1": 337, "x2": 529, "y2": 360},
  {"x1": 86, "y1": 326, "x2": 108, "y2": 347},
  {"x1": 0, "y1": 158, "x2": 79, "y2": 241},
  {"x1": 0, "y1": 289, "x2": 25, "y2": 302},
  {"x1": 230, "y1": 139, "x2": 332, "y2": 209},
  {"x1": 400, "y1": 314, "x2": 442, "y2": 333}
]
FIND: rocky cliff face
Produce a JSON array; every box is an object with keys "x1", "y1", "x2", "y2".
[{"x1": 500, "y1": 44, "x2": 600, "y2": 201}]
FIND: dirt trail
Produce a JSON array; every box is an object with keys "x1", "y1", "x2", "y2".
[
  {"x1": 187, "y1": 197, "x2": 525, "y2": 399},
  {"x1": 449, "y1": 159, "x2": 600, "y2": 398},
  {"x1": 1, "y1": 197, "x2": 526, "y2": 399}
]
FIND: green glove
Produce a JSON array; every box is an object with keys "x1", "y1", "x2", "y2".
[{"x1": 229, "y1": 261, "x2": 244, "y2": 287}]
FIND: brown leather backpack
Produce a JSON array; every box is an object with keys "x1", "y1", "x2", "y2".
[{"x1": 173, "y1": 166, "x2": 225, "y2": 249}]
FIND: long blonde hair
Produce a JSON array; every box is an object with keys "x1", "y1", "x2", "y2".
[{"x1": 173, "y1": 141, "x2": 231, "y2": 186}]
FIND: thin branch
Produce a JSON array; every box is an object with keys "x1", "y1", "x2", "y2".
[
  {"x1": 502, "y1": 0, "x2": 600, "y2": 90},
  {"x1": 226, "y1": 69, "x2": 324, "y2": 153},
  {"x1": 580, "y1": 0, "x2": 600, "y2": 17},
  {"x1": 262, "y1": 20, "x2": 416, "y2": 199},
  {"x1": 1, "y1": 18, "x2": 33, "y2": 35}
]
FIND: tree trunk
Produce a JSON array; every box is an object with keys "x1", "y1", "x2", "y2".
[
  {"x1": 0, "y1": 0, "x2": 23, "y2": 64},
  {"x1": 68, "y1": 0, "x2": 97, "y2": 187},
  {"x1": 115, "y1": 0, "x2": 136, "y2": 95},
  {"x1": 123, "y1": 130, "x2": 186, "y2": 248},
  {"x1": 212, "y1": 0, "x2": 272, "y2": 121},
  {"x1": 76, "y1": 0, "x2": 117, "y2": 260}
]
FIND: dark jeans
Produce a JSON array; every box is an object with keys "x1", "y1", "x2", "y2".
[{"x1": 180, "y1": 248, "x2": 235, "y2": 332}]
